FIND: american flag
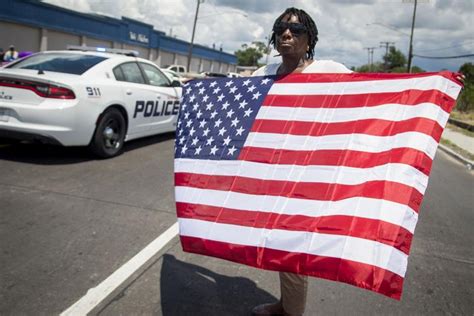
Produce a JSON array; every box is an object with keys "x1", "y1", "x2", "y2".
[{"x1": 174, "y1": 72, "x2": 462, "y2": 299}]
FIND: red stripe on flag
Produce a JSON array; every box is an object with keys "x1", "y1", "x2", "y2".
[
  {"x1": 273, "y1": 71, "x2": 459, "y2": 85},
  {"x1": 175, "y1": 173, "x2": 424, "y2": 212},
  {"x1": 180, "y1": 235, "x2": 404, "y2": 299},
  {"x1": 251, "y1": 118, "x2": 443, "y2": 140},
  {"x1": 177, "y1": 202, "x2": 413, "y2": 254},
  {"x1": 238, "y1": 147, "x2": 433, "y2": 176},
  {"x1": 262, "y1": 89, "x2": 455, "y2": 112}
]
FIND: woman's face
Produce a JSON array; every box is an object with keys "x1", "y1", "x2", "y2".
[{"x1": 275, "y1": 14, "x2": 309, "y2": 59}]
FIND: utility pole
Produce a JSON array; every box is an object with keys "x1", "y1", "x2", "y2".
[
  {"x1": 407, "y1": 0, "x2": 418, "y2": 72},
  {"x1": 364, "y1": 47, "x2": 370, "y2": 70},
  {"x1": 264, "y1": 35, "x2": 271, "y2": 65},
  {"x1": 380, "y1": 41, "x2": 395, "y2": 71},
  {"x1": 380, "y1": 41, "x2": 395, "y2": 58},
  {"x1": 364, "y1": 47, "x2": 377, "y2": 71},
  {"x1": 187, "y1": 0, "x2": 204, "y2": 72},
  {"x1": 370, "y1": 48, "x2": 376, "y2": 70}
]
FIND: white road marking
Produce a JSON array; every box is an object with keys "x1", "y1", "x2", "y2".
[{"x1": 60, "y1": 222, "x2": 179, "y2": 316}]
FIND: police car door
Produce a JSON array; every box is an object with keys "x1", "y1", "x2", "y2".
[
  {"x1": 137, "y1": 62, "x2": 180, "y2": 134},
  {"x1": 113, "y1": 62, "x2": 155, "y2": 136}
]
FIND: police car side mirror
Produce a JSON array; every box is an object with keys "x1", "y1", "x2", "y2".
[{"x1": 171, "y1": 80, "x2": 182, "y2": 87}]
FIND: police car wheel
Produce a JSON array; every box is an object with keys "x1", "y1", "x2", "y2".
[{"x1": 89, "y1": 108, "x2": 126, "y2": 158}]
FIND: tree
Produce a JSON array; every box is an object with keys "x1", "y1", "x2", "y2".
[
  {"x1": 234, "y1": 41, "x2": 269, "y2": 66},
  {"x1": 356, "y1": 46, "x2": 426, "y2": 73},
  {"x1": 356, "y1": 47, "x2": 418, "y2": 73},
  {"x1": 456, "y1": 62, "x2": 474, "y2": 112},
  {"x1": 383, "y1": 47, "x2": 407, "y2": 70},
  {"x1": 410, "y1": 65, "x2": 425, "y2": 73},
  {"x1": 355, "y1": 62, "x2": 384, "y2": 73},
  {"x1": 459, "y1": 62, "x2": 474, "y2": 84},
  {"x1": 388, "y1": 65, "x2": 424, "y2": 73}
]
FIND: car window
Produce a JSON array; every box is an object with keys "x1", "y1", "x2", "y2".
[
  {"x1": 113, "y1": 66, "x2": 125, "y2": 81},
  {"x1": 116, "y1": 62, "x2": 146, "y2": 84},
  {"x1": 7, "y1": 53, "x2": 107, "y2": 75},
  {"x1": 139, "y1": 63, "x2": 171, "y2": 87}
]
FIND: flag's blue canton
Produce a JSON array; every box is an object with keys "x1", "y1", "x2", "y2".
[{"x1": 175, "y1": 76, "x2": 274, "y2": 160}]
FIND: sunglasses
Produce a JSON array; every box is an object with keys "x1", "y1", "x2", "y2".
[{"x1": 273, "y1": 22, "x2": 307, "y2": 36}]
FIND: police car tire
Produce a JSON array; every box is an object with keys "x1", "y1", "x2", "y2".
[{"x1": 89, "y1": 108, "x2": 126, "y2": 158}]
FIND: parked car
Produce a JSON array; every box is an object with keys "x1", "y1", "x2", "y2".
[
  {"x1": 227, "y1": 72, "x2": 243, "y2": 78},
  {"x1": 201, "y1": 72, "x2": 227, "y2": 78},
  {"x1": 0, "y1": 46, "x2": 182, "y2": 158},
  {"x1": 161, "y1": 68, "x2": 185, "y2": 85},
  {"x1": 163, "y1": 64, "x2": 205, "y2": 81},
  {"x1": 164, "y1": 64, "x2": 187, "y2": 76}
]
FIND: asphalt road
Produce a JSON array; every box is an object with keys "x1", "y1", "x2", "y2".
[{"x1": 1, "y1": 136, "x2": 473, "y2": 315}]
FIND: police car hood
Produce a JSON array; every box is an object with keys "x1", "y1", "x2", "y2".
[{"x1": 0, "y1": 68, "x2": 82, "y2": 87}]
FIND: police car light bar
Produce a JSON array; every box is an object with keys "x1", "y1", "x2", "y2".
[{"x1": 67, "y1": 45, "x2": 139, "y2": 57}]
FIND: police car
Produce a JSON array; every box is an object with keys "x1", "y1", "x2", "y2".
[{"x1": 0, "y1": 46, "x2": 181, "y2": 158}]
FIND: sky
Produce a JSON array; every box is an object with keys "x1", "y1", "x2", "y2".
[{"x1": 43, "y1": 0, "x2": 473, "y2": 71}]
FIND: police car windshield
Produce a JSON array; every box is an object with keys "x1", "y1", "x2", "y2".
[{"x1": 7, "y1": 53, "x2": 108, "y2": 75}]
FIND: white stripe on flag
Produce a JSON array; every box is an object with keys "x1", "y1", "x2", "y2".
[
  {"x1": 269, "y1": 75, "x2": 462, "y2": 100},
  {"x1": 174, "y1": 186, "x2": 418, "y2": 233},
  {"x1": 256, "y1": 103, "x2": 449, "y2": 127},
  {"x1": 244, "y1": 131, "x2": 439, "y2": 159},
  {"x1": 174, "y1": 159, "x2": 428, "y2": 194},
  {"x1": 178, "y1": 218, "x2": 408, "y2": 277}
]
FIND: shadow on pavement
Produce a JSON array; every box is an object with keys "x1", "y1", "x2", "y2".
[
  {"x1": 160, "y1": 254, "x2": 277, "y2": 316},
  {"x1": 0, "y1": 132, "x2": 175, "y2": 165}
]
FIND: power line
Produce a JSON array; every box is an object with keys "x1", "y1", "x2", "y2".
[
  {"x1": 413, "y1": 53, "x2": 474, "y2": 59},
  {"x1": 416, "y1": 41, "x2": 474, "y2": 52},
  {"x1": 366, "y1": 22, "x2": 410, "y2": 37}
]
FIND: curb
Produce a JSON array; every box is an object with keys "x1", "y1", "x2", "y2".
[
  {"x1": 438, "y1": 143, "x2": 473, "y2": 170},
  {"x1": 448, "y1": 118, "x2": 474, "y2": 132}
]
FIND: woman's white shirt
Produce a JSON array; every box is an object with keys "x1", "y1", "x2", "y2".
[{"x1": 252, "y1": 60, "x2": 352, "y2": 76}]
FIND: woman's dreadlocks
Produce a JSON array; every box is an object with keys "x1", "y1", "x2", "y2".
[{"x1": 269, "y1": 7, "x2": 319, "y2": 60}]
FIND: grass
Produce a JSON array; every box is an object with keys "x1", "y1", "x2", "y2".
[
  {"x1": 440, "y1": 139, "x2": 474, "y2": 161},
  {"x1": 445, "y1": 123, "x2": 474, "y2": 138},
  {"x1": 450, "y1": 110, "x2": 474, "y2": 125}
]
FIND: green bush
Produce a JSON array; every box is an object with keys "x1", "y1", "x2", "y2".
[
  {"x1": 355, "y1": 62, "x2": 384, "y2": 73},
  {"x1": 455, "y1": 63, "x2": 474, "y2": 113},
  {"x1": 456, "y1": 84, "x2": 474, "y2": 112}
]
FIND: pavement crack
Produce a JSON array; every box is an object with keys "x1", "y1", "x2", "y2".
[
  {"x1": 414, "y1": 251, "x2": 474, "y2": 265},
  {"x1": 0, "y1": 182, "x2": 172, "y2": 215}
]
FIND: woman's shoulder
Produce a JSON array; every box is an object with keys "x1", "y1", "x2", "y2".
[
  {"x1": 306, "y1": 60, "x2": 353, "y2": 73},
  {"x1": 252, "y1": 63, "x2": 280, "y2": 76}
]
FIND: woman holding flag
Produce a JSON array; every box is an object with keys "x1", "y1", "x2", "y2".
[{"x1": 252, "y1": 7, "x2": 352, "y2": 316}]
